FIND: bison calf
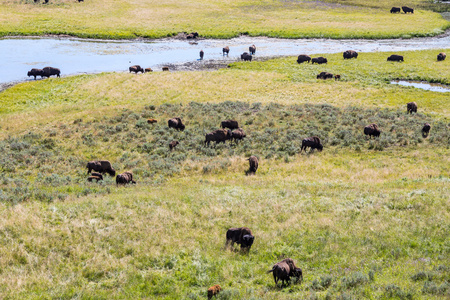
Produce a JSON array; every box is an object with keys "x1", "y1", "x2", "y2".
[
  {"x1": 225, "y1": 227, "x2": 255, "y2": 252},
  {"x1": 145, "y1": 67, "x2": 153, "y2": 73},
  {"x1": 207, "y1": 285, "x2": 222, "y2": 299},
  {"x1": 334, "y1": 74, "x2": 341, "y2": 81},
  {"x1": 169, "y1": 140, "x2": 179, "y2": 151},
  {"x1": 407, "y1": 102, "x2": 417, "y2": 114},
  {"x1": 422, "y1": 123, "x2": 431, "y2": 138},
  {"x1": 87, "y1": 176, "x2": 102, "y2": 182},
  {"x1": 147, "y1": 118, "x2": 157, "y2": 124}
]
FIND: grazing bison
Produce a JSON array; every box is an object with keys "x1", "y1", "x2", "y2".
[
  {"x1": 205, "y1": 129, "x2": 232, "y2": 146},
  {"x1": 186, "y1": 32, "x2": 199, "y2": 39},
  {"x1": 407, "y1": 102, "x2": 418, "y2": 114},
  {"x1": 364, "y1": 123, "x2": 381, "y2": 138},
  {"x1": 387, "y1": 54, "x2": 404, "y2": 62},
  {"x1": 169, "y1": 140, "x2": 179, "y2": 151},
  {"x1": 225, "y1": 227, "x2": 255, "y2": 252},
  {"x1": 317, "y1": 72, "x2": 333, "y2": 80},
  {"x1": 422, "y1": 123, "x2": 431, "y2": 137},
  {"x1": 168, "y1": 117, "x2": 185, "y2": 131},
  {"x1": 241, "y1": 52, "x2": 252, "y2": 61},
  {"x1": 87, "y1": 176, "x2": 102, "y2": 182},
  {"x1": 91, "y1": 172, "x2": 103, "y2": 181},
  {"x1": 27, "y1": 68, "x2": 43, "y2": 79},
  {"x1": 231, "y1": 128, "x2": 246, "y2": 143},
  {"x1": 221, "y1": 120, "x2": 239, "y2": 130},
  {"x1": 162, "y1": 66, "x2": 169, "y2": 71},
  {"x1": 207, "y1": 285, "x2": 222, "y2": 299},
  {"x1": 129, "y1": 65, "x2": 144, "y2": 74},
  {"x1": 334, "y1": 74, "x2": 341, "y2": 81},
  {"x1": 247, "y1": 155, "x2": 258, "y2": 175},
  {"x1": 297, "y1": 54, "x2": 311, "y2": 64},
  {"x1": 437, "y1": 52, "x2": 446, "y2": 61},
  {"x1": 311, "y1": 57, "x2": 327, "y2": 64},
  {"x1": 147, "y1": 118, "x2": 157, "y2": 124},
  {"x1": 301, "y1": 136, "x2": 323, "y2": 152},
  {"x1": 86, "y1": 160, "x2": 116, "y2": 176},
  {"x1": 402, "y1": 6, "x2": 414, "y2": 13},
  {"x1": 199, "y1": 50, "x2": 204, "y2": 60},
  {"x1": 343, "y1": 50, "x2": 358, "y2": 59},
  {"x1": 42, "y1": 66, "x2": 60, "y2": 78},
  {"x1": 145, "y1": 67, "x2": 153, "y2": 73},
  {"x1": 223, "y1": 46, "x2": 230, "y2": 56},
  {"x1": 116, "y1": 171, "x2": 136, "y2": 185},
  {"x1": 390, "y1": 7, "x2": 401, "y2": 13},
  {"x1": 249, "y1": 44, "x2": 256, "y2": 55},
  {"x1": 267, "y1": 258, "x2": 303, "y2": 287}
]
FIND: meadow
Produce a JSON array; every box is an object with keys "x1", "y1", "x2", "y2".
[
  {"x1": 0, "y1": 0, "x2": 449, "y2": 39},
  {"x1": 0, "y1": 49, "x2": 449, "y2": 298}
]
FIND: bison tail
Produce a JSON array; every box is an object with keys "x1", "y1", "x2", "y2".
[{"x1": 267, "y1": 268, "x2": 275, "y2": 273}]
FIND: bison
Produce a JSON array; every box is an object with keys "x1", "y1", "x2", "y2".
[
  {"x1": 225, "y1": 227, "x2": 255, "y2": 252},
  {"x1": 311, "y1": 57, "x2": 327, "y2": 64},
  {"x1": 205, "y1": 129, "x2": 232, "y2": 146},
  {"x1": 86, "y1": 160, "x2": 116, "y2": 176},
  {"x1": 87, "y1": 176, "x2": 102, "y2": 182},
  {"x1": 145, "y1": 67, "x2": 153, "y2": 73},
  {"x1": 241, "y1": 52, "x2": 252, "y2": 61},
  {"x1": 162, "y1": 66, "x2": 169, "y2": 71},
  {"x1": 297, "y1": 54, "x2": 311, "y2": 64},
  {"x1": 27, "y1": 68, "x2": 43, "y2": 79},
  {"x1": 249, "y1": 44, "x2": 256, "y2": 55},
  {"x1": 334, "y1": 74, "x2": 341, "y2": 81},
  {"x1": 207, "y1": 285, "x2": 222, "y2": 299},
  {"x1": 147, "y1": 118, "x2": 157, "y2": 124},
  {"x1": 168, "y1": 117, "x2": 185, "y2": 131},
  {"x1": 317, "y1": 72, "x2": 333, "y2": 80},
  {"x1": 437, "y1": 52, "x2": 446, "y2": 61},
  {"x1": 42, "y1": 66, "x2": 60, "y2": 78},
  {"x1": 231, "y1": 128, "x2": 246, "y2": 143},
  {"x1": 186, "y1": 32, "x2": 199, "y2": 39},
  {"x1": 247, "y1": 155, "x2": 258, "y2": 175},
  {"x1": 390, "y1": 7, "x2": 401, "y2": 13},
  {"x1": 169, "y1": 140, "x2": 179, "y2": 151},
  {"x1": 129, "y1": 65, "x2": 144, "y2": 74},
  {"x1": 223, "y1": 46, "x2": 230, "y2": 56},
  {"x1": 387, "y1": 54, "x2": 404, "y2": 62},
  {"x1": 267, "y1": 258, "x2": 303, "y2": 287},
  {"x1": 91, "y1": 172, "x2": 103, "y2": 181},
  {"x1": 402, "y1": 6, "x2": 414, "y2": 13},
  {"x1": 199, "y1": 50, "x2": 204, "y2": 60},
  {"x1": 301, "y1": 136, "x2": 323, "y2": 152},
  {"x1": 221, "y1": 120, "x2": 239, "y2": 130},
  {"x1": 422, "y1": 123, "x2": 431, "y2": 137},
  {"x1": 407, "y1": 102, "x2": 417, "y2": 114},
  {"x1": 116, "y1": 171, "x2": 136, "y2": 185},
  {"x1": 343, "y1": 50, "x2": 358, "y2": 59},
  {"x1": 364, "y1": 123, "x2": 381, "y2": 138}
]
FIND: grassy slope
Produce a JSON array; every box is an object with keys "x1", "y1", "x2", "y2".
[
  {"x1": 0, "y1": 50, "x2": 449, "y2": 299},
  {"x1": 0, "y1": 0, "x2": 449, "y2": 39}
]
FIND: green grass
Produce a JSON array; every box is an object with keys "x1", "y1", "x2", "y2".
[
  {"x1": 0, "y1": 0, "x2": 449, "y2": 39},
  {"x1": 0, "y1": 49, "x2": 449, "y2": 298}
]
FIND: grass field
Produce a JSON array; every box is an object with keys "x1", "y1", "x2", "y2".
[
  {"x1": 0, "y1": 0, "x2": 449, "y2": 39},
  {"x1": 0, "y1": 49, "x2": 449, "y2": 298}
]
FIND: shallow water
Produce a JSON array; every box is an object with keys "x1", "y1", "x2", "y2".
[
  {"x1": 1, "y1": 33, "x2": 449, "y2": 85},
  {"x1": 390, "y1": 80, "x2": 450, "y2": 92}
]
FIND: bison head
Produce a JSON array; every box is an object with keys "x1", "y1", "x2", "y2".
[
  {"x1": 242, "y1": 234, "x2": 254, "y2": 248},
  {"x1": 317, "y1": 144, "x2": 323, "y2": 151}
]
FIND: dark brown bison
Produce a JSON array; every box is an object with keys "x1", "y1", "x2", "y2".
[
  {"x1": 402, "y1": 6, "x2": 414, "y2": 13},
  {"x1": 116, "y1": 171, "x2": 136, "y2": 185},
  {"x1": 301, "y1": 136, "x2": 323, "y2": 152},
  {"x1": 86, "y1": 160, "x2": 116, "y2": 176},
  {"x1": 437, "y1": 52, "x2": 446, "y2": 61},
  {"x1": 147, "y1": 118, "x2": 157, "y2": 124},
  {"x1": 334, "y1": 74, "x2": 341, "y2": 81},
  {"x1": 221, "y1": 120, "x2": 239, "y2": 130},
  {"x1": 168, "y1": 117, "x2": 185, "y2": 131},
  {"x1": 205, "y1": 129, "x2": 232, "y2": 146},
  {"x1": 91, "y1": 172, "x2": 103, "y2": 181},
  {"x1": 387, "y1": 55, "x2": 404, "y2": 62},
  {"x1": 364, "y1": 123, "x2": 381, "y2": 138},
  {"x1": 199, "y1": 50, "x2": 204, "y2": 60},
  {"x1": 186, "y1": 32, "x2": 199, "y2": 39},
  {"x1": 297, "y1": 54, "x2": 311, "y2": 64},
  {"x1": 390, "y1": 7, "x2": 401, "y2": 13},
  {"x1": 422, "y1": 123, "x2": 431, "y2": 137},
  {"x1": 129, "y1": 65, "x2": 144, "y2": 74},
  {"x1": 247, "y1": 155, "x2": 258, "y2": 175},
  {"x1": 407, "y1": 102, "x2": 417, "y2": 114},
  {"x1": 27, "y1": 68, "x2": 43, "y2": 79},
  {"x1": 249, "y1": 44, "x2": 256, "y2": 55},
  {"x1": 42, "y1": 66, "x2": 60, "y2": 78},
  {"x1": 169, "y1": 140, "x2": 179, "y2": 151},
  {"x1": 145, "y1": 67, "x2": 153, "y2": 73},
  {"x1": 311, "y1": 57, "x2": 327, "y2": 64},
  {"x1": 343, "y1": 50, "x2": 358, "y2": 59},
  {"x1": 207, "y1": 285, "x2": 222, "y2": 299},
  {"x1": 267, "y1": 258, "x2": 303, "y2": 287},
  {"x1": 317, "y1": 72, "x2": 333, "y2": 80},
  {"x1": 162, "y1": 66, "x2": 169, "y2": 71},
  {"x1": 87, "y1": 176, "x2": 102, "y2": 182},
  {"x1": 241, "y1": 52, "x2": 252, "y2": 61},
  {"x1": 231, "y1": 128, "x2": 246, "y2": 143},
  {"x1": 223, "y1": 46, "x2": 230, "y2": 56},
  {"x1": 225, "y1": 227, "x2": 255, "y2": 252}
]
